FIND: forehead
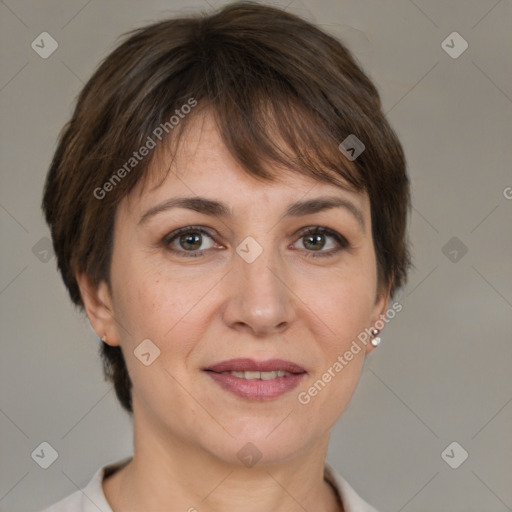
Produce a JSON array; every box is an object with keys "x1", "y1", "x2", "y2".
[{"x1": 123, "y1": 110, "x2": 370, "y2": 217}]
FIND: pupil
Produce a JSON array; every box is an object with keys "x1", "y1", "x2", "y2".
[
  {"x1": 181, "y1": 233, "x2": 201, "y2": 250},
  {"x1": 305, "y1": 234, "x2": 324, "y2": 250}
]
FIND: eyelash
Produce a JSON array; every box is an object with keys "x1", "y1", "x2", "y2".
[{"x1": 162, "y1": 225, "x2": 349, "y2": 259}]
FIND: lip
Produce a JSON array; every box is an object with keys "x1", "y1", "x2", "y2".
[
  {"x1": 204, "y1": 358, "x2": 306, "y2": 374},
  {"x1": 203, "y1": 358, "x2": 307, "y2": 401}
]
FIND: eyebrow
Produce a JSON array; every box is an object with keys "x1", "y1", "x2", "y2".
[{"x1": 139, "y1": 195, "x2": 365, "y2": 231}]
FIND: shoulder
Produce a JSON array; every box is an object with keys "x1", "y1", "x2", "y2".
[
  {"x1": 324, "y1": 462, "x2": 381, "y2": 512},
  {"x1": 38, "y1": 458, "x2": 131, "y2": 512}
]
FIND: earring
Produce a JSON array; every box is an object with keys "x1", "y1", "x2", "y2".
[
  {"x1": 101, "y1": 335, "x2": 108, "y2": 343},
  {"x1": 370, "y1": 328, "x2": 381, "y2": 347}
]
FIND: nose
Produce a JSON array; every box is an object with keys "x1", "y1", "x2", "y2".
[{"x1": 221, "y1": 239, "x2": 296, "y2": 337}]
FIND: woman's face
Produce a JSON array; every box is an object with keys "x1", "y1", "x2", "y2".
[{"x1": 86, "y1": 112, "x2": 389, "y2": 465}]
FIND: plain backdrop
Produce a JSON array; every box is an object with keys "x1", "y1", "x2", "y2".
[{"x1": 1, "y1": 1, "x2": 511, "y2": 511}]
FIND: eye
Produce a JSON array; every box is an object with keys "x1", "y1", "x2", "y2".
[
  {"x1": 164, "y1": 226, "x2": 220, "y2": 257},
  {"x1": 292, "y1": 226, "x2": 349, "y2": 257},
  {"x1": 163, "y1": 225, "x2": 349, "y2": 259}
]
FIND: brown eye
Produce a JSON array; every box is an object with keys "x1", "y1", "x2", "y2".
[
  {"x1": 164, "y1": 227, "x2": 217, "y2": 257},
  {"x1": 302, "y1": 233, "x2": 327, "y2": 251},
  {"x1": 293, "y1": 226, "x2": 349, "y2": 257},
  {"x1": 178, "y1": 232, "x2": 203, "y2": 251}
]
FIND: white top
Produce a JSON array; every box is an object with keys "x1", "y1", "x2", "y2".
[{"x1": 41, "y1": 458, "x2": 379, "y2": 512}]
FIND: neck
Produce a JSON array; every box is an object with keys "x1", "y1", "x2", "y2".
[{"x1": 103, "y1": 405, "x2": 342, "y2": 511}]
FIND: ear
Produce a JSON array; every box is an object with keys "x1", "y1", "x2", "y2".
[
  {"x1": 365, "y1": 281, "x2": 392, "y2": 355},
  {"x1": 75, "y1": 270, "x2": 120, "y2": 347}
]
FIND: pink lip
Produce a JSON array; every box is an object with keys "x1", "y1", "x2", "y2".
[
  {"x1": 204, "y1": 358, "x2": 307, "y2": 400},
  {"x1": 205, "y1": 358, "x2": 306, "y2": 373}
]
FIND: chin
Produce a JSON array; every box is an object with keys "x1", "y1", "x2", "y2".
[{"x1": 214, "y1": 418, "x2": 320, "y2": 467}]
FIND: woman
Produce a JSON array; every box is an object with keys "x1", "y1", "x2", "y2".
[{"x1": 41, "y1": 2, "x2": 411, "y2": 510}]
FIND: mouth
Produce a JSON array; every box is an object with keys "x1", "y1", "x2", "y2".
[
  {"x1": 203, "y1": 358, "x2": 307, "y2": 400},
  {"x1": 212, "y1": 369, "x2": 296, "y2": 380}
]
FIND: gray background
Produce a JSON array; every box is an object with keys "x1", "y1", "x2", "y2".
[{"x1": 1, "y1": 0, "x2": 511, "y2": 511}]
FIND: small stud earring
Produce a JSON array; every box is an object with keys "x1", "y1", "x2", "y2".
[
  {"x1": 101, "y1": 335, "x2": 108, "y2": 343},
  {"x1": 370, "y1": 328, "x2": 381, "y2": 347}
]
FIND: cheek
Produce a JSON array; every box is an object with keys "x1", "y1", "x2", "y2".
[
  {"x1": 296, "y1": 257, "x2": 376, "y2": 413},
  {"x1": 299, "y1": 283, "x2": 371, "y2": 426},
  {"x1": 304, "y1": 256, "x2": 377, "y2": 346},
  {"x1": 110, "y1": 252, "x2": 213, "y2": 359},
  {"x1": 311, "y1": 281, "x2": 370, "y2": 379},
  {"x1": 110, "y1": 267, "x2": 204, "y2": 403}
]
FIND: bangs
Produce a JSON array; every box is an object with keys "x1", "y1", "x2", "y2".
[
  {"x1": 214, "y1": 88, "x2": 365, "y2": 190},
  {"x1": 145, "y1": 94, "x2": 365, "y2": 196},
  {"x1": 136, "y1": 44, "x2": 368, "y2": 197}
]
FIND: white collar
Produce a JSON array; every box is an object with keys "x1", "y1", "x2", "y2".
[{"x1": 43, "y1": 457, "x2": 379, "y2": 512}]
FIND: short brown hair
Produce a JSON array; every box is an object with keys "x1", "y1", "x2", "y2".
[{"x1": 42, "y1": 1, "x2": 412, "y2": 413}]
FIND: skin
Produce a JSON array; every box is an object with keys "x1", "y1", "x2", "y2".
[{"x1": 77, "y1": 111, "x2": 391, "y2": 512}]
